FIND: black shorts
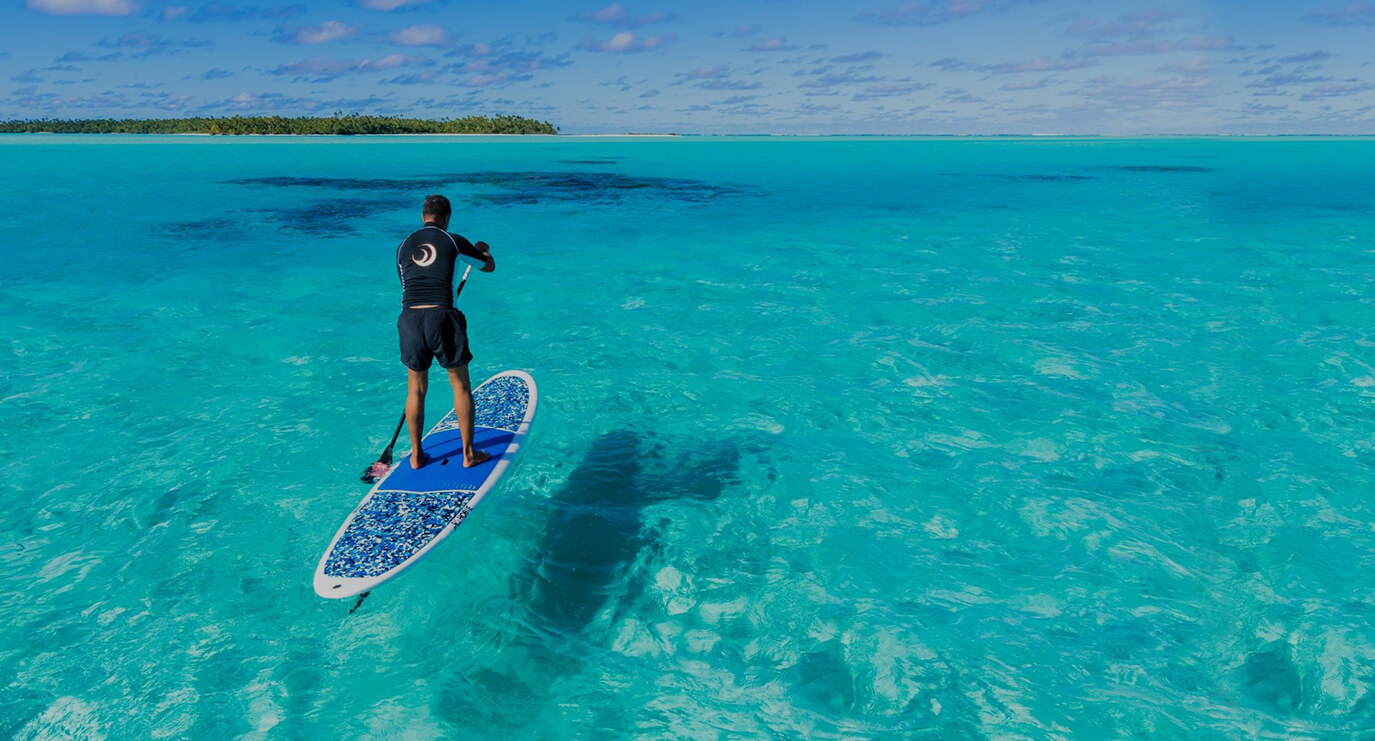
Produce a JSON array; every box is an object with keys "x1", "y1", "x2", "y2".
[{"x1": 398, "y1": 307, "x2": 473, "y2": 371}]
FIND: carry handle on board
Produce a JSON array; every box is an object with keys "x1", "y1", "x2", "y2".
[{"x1": 359, "y1": 264, "x2": 474, "y2": 484}]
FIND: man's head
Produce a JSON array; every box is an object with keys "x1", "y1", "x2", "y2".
[{"x1": 423, "y1": 194, "x2": 451, "y2": 228}]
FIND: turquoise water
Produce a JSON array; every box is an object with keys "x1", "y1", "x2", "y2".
[{"x1": 3, "y1": 135, "x2": 1375, "y2": 739}]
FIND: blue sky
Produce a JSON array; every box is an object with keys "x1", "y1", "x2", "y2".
[{"x1": 2, "y1": 0, "x2": 1373, "y2": 134}]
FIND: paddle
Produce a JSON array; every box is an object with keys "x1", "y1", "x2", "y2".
[{"x1": 359, "y1": 264, "x2": 476, "y2": 484}]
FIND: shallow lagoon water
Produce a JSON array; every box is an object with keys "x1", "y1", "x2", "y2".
[{"x1": 3, "y1": 135, "x2": 1375, "y2": 738}]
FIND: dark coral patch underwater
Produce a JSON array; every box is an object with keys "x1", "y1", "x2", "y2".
[
  {"x1": 255, "y1": 197, "x2": 406, "y2": 235},
  {"x1": 1112, "y1": 165, "x2": 1215, "y2": 173},
  {"x1": 224, "y1": 176, "x2": 439, "y2": 190},
  {"x1": 996, "y1": 174, "x2": 1098, "y2": 182},
  {"x1": 454, "y1": 171, "x2": 741, "y2": 205},
  {"x1": 165, "y1": 217, "x2": 244, "y2": 241},
  {"x1": 224, "y1": 170, "x2": 745, "y2": 207},
  {"x1": 210, "y1": 170, "x2": 745, "y2": 236}
]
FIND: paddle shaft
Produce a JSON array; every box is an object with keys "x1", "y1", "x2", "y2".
[
  {"x1": 376, "y1": 414, "x2": 406, "y2": 465},
  {"x1": 455, "y1": 263, "x2": 473, "y2": 298}
]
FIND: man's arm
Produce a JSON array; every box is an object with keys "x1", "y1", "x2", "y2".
[
  {"x1": 451, "y1": 233, "x2": 495, "y2": 273},
  {"x1": 473, "y1": 241, "x2": 496, "y2": 273}
]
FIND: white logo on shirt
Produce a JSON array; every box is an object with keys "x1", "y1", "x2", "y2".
[{"x1": 412, "y1": 243, "x2": 437, "y2": 267}]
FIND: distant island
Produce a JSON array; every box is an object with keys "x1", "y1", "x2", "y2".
[{"x1": 0, "y1": 114, "x2": 559, "y2": 136}]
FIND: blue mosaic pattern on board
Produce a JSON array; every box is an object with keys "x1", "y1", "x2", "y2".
[
  {"x1": 429, "y1": 375, "x2": 529, "y2": 435},
  {"x1": 474, "y1": 375, "x2": 530, "y2": 431},
  {"x1": 430, "y1": 410, "x2": 461, "y2": 435},
  {"x1": 324, "y1": 490, "x2": 475, "y2": 578}
]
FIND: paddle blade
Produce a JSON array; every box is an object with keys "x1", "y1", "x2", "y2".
[{"x1": 359, "y1": 460, "x2": 392, "y2": 484}]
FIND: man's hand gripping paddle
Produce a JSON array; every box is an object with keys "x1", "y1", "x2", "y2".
[{"x1": 359, "y1": 264, "x2": 475, "y2": 484}]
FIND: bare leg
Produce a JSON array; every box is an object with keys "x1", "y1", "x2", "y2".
[
  {"x1": 406, "y1": 367, "x2": 429, "y2": 469},
  {"x1": 447, "y1": 364, "x2": 491, "y2": 467}
]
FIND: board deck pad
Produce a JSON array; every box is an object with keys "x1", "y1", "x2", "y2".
[{"x1": 314, "y1": 371, "x2": 536, "y2": 597}]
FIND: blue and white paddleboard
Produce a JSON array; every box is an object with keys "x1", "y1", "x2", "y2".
[{"x1": 313, "y1": 370, "x2": 537, "y2": 599}]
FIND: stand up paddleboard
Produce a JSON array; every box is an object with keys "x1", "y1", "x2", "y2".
[{"x1": 314, "y1": 370, "x2": 537, "y2": 599}]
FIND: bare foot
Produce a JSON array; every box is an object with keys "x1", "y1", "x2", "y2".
[
  {"x1": 410, "y1": 451, "x2": 428, "y2": 469},
  {"x1": 463, "y1": 449, "x2": 491, "y2": 468}
]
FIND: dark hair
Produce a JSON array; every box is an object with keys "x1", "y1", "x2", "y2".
[{"x1": 423, "y1": 194, "x2": 451, "y2": 220}]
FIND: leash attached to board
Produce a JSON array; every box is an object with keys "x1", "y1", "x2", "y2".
[{"x1": 359, "y1": 265, "x2": 475, "y2": 485}]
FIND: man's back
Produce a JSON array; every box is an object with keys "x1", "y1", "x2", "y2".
[{"x1": 396, "y1": 224, "x2": 469, "y2": 308}]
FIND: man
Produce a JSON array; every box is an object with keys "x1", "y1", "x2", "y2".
[{"x1": 396, "y1": 194, "x2": 496, "y2": 469}]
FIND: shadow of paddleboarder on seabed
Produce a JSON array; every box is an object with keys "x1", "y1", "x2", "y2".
[
  {"x1": 523, "y1": 430, "x2": 754, "y2": 637},
  {"x1": 430, "y1": 429, "x2": 776, "y2": 732}
]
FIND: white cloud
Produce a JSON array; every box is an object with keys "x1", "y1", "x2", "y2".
[
  {"x1": 997, "y1": 57, "x2": 1093, "y2": 73},
  {"x1": 26, "y1": 0, "x2": 135, "y2": 15},
  {"x1": 746, "y1": 37, "x2": 798, "y2": 52},
  {"x1": 272, "y1": 54, "x2": 428, "y2": 79},
  {"x1": 574, "y1": 4, "x2": 674, "y2": 29},
  {"x1": 1307, "y1": 2, "x2": 1375, "y2": 26},
  {"x1": 583, "y1": 4, "x2": 626, "y2": 24},
  {"x1": 578, "y1": 32, "x2": 674, "y2": 53},
  {"x1": 1000, "y1": 78, "x2": 1049, "y2": 91},
  {"x1": 286, "y1": 20, "x2": 360, "y2": 45},
  {"x1": 360, "y1": 0, "x2": 435, "y2": 10},
  {"x1": 1064, "y1": 9, "x2": 1178, "y2": 42},
  {"x1": 861, "y1": 81, "x2": 931, "y2": 96},
  {"x1": 441, "y1": 38, "x2": 571, "y2": 87},
  {"x1": 1077, "y1": 74, "x2": 1213, "y2": 111},
  {"x1": 932, "y1": 56, "x2": 1097, "y2": 74},
  {"x1": 365, "y1": 53, "x2": 413, "y2": 70},
  {"x1": 1277, "y1": 51, "x2": 1333, "y2": 64},
  {"x1": 380, "y1": 70, "x2": 439, "y2": 84},
  {"x1": 1301, "y1": 82, "x2": 1375, "y2": 100},
  {"x1": 687, "y1": 65, "x2": 728, "y2": 80},
  {"x1": 189, "y1": 4, "x2": 302, "y2": 22},
  {"x1": 1073, "y1": 36, "x2": 1239, "y2": 59},
  {"x1": 857, "y1": 0, "x2": 1026, "y2": 27},
  {"x1": 833, "y1": 51, "x2": 883, "y2": 63},
  {"x1": 211, "y1": 91, "x2": 395, "y2": 112},
  {"x1": 391, "y1": 24, "x2": 450, "y2": 47},
  {"x1": 161, "y1": 5, "x2": 187, "y2": 20},
  {"x1": 1158, "y1": 56, "x2": 1214, "y2": 76}
]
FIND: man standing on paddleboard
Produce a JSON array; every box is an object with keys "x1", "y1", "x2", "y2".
[{"x1": 396, "y1": 194, "x2": 496, "y2": 469}]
